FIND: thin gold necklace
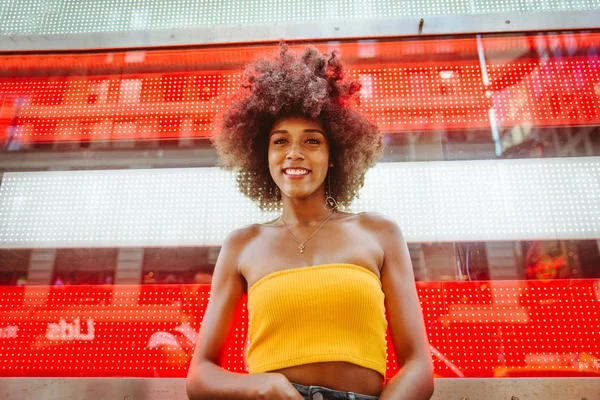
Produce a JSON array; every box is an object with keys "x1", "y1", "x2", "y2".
[{"x1": 280, "y1": 211, "x2": 336, "y2": 254}]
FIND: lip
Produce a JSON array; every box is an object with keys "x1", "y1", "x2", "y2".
[{"x1": 282, "y1": 167, "x2": 311, "y2": 179}]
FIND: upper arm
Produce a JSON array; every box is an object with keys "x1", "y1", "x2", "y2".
[
  {"x1": 371, "y1": 214, "x2": 432, "y2": 368},
  {"x1": 188, "y1": 228, "x2": 249, "y2": 368}
]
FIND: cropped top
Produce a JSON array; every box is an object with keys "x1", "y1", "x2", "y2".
[{"x1": 246, "y1": 263, "x2": 387, "y2": 378}]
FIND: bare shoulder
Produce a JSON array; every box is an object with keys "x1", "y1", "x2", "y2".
[
  {"x1": 218, "y1": 224, "x2": 262, "y2": 271},
  {"x1": 355, "y1": 211, "x2": 403, "y2": 238},
  {"x1": 223, "y1": 223, "x2": 262, "y2": 250}
]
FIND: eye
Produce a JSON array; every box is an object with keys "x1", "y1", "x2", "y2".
[
  {"x1": 273, "y1": 138, "x2": 288, "y2": 145},
  {"x1": 306, "y1": 138, "x2": 321, "y2": 144}
]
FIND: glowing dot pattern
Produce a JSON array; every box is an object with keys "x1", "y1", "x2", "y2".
[
  {"x1": 0, "y1": 0, "x2": 597, "y2": 35},
  {"x1": 0, "y1": 280, "x2": 598, "y2": 378},
  {"x1": 0, "y1": 73, "x2": 232, "y2": 143},
  {"x1": 1, "y1": 34, "x2": 599, "y2": 144},
  {"x1": 0, "y1": 158, "x2": 598, "y2": 248},
  {"x1": 490, "y1": 59, "x2": 600, "y2": 127},
  {"x1": 0, "y1": 167, "x2": 278, "y2": 248}
]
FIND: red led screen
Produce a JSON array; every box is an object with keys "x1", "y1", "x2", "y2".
[
  {"x1": 0, "y1": 280, "x2": 598, "y2": 379},
  {"x1": 1, "y1": 32, "x2": 599, "y2": 145}
]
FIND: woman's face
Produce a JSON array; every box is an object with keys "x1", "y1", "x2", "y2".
[{"x1": 268, "y1": 115, "x2": 330, "y2": 201}]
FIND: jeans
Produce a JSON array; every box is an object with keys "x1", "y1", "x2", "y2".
[{"x1": 291, "y1": 382, "x2": 379, "y2": 400}]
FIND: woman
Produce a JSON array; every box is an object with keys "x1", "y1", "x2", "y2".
[{"x1": 186, "y1": 44, "x2": 434, "y2": 400}]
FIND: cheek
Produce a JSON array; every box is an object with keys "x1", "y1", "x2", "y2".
[
  {"x1": 319, "y1": 148, "x2": 331, "y2": 170},
  {"x1": 267, "y1": 150, "x2": 281, "y2": 177},
  {"x1": 267, "y1": 146, "x2": 276, "y2": 166},
  {"x1": 322, "y1": 143, "x2": 331, "y2": 165}
]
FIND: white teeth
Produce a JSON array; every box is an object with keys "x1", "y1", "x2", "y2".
[{"x1": 285, "y1": 169, "x2": 309, "y2": 175}]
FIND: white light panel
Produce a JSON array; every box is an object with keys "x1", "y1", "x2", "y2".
[
  {"x1": 0, "y1": 0, "x2": 597, "y2": 35},
  {"x1": 0, "y1": 157, "x2": 598, "y2": 248}
]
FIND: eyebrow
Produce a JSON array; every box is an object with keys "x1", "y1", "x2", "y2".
[{"x1": 269, "y1": 129, "x2": 326, "y2": 136}]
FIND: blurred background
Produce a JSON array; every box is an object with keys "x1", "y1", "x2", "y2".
[{"x1": 0, "y1": 0, "x2": 599, "y2": 396}]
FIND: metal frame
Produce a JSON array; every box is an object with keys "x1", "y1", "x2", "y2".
[
  {"x1": 0, "y1": 10, "x2": 598, "y2": 51},
  {"x1": 0, "y1": 378, "x2": 598, "y2": 399}
]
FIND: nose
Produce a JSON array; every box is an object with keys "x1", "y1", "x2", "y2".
[{"x1": 286, "y1": 142, "x2": 304, "y2": 160}]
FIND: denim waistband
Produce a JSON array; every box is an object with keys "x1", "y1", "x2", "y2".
[{"x1": 291, "y1": 382, "x2": 379, "y2": 400}]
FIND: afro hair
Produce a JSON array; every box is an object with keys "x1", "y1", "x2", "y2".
[{"x1": 212, "y1": 43, "x2": 384, "y2": 211}]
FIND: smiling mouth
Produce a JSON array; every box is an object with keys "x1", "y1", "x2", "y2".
[{"x1": 283, "y1": 168, "x2": 311, "y2": 176}]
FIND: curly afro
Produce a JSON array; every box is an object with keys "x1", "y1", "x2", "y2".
[{"x1": 212, "y1": 43, "x2": 384, "y2": 211}]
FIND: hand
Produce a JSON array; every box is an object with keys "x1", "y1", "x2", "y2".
[{"x1": 252, "y1": 373, "x2": 305, "y2": 400}]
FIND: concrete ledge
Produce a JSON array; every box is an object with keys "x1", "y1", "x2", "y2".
[
  {"x1": 0, "y1": 11, "x2": 599, "y2": 51},
  {"x1": 0, "y1": 377, "x2": 598, "y2": 399}
]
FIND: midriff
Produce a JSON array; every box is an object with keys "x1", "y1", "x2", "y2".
[{"x1": 272, "y1": 361, "x2": 384, "y2": 396}]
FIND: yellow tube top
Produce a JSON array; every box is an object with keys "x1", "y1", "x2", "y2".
[{"x1": 246, "y1": 263, "x2": 387, "y2": 378}]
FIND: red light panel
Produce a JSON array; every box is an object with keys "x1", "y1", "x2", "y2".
[
  {"x1": 0, "y1": 280, "x2": 598, "y2": 379},
  {"x1": 1, "y1": 33, "x2": 599, "y2": 144}
]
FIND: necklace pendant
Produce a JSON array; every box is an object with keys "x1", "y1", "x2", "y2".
[{"x1": 299, "y1": 244, "x2": 305, "y2": 253}]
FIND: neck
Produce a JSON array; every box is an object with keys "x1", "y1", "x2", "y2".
[{"x1": 280, "y1": 190, "x2": 333, "y2": 225}]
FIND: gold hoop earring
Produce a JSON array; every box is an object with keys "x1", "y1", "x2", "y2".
[{"x1": 325, "y1": 165, "x2": 339, "y2": 211}]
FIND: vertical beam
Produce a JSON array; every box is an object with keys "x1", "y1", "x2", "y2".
[
  {"x1": 23, "y1": 248, "x2": 57, "y2": 308},
  {"x1": 486, "y1": 242, "x2": 519, "y2": 280},
  {"x1": 112, "y1": 247, "x2": 144, "y2": 306},
  {"x1": 26, "y1": 248, "x2": 56, "y2": 285}
]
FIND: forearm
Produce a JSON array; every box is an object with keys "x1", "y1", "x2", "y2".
[
  {"x1": 379, "y1": 360, "x2": 434, "y2": 400},
  {"x1": 186, "y1": 361, "x2": 263, "y2": 400}
]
